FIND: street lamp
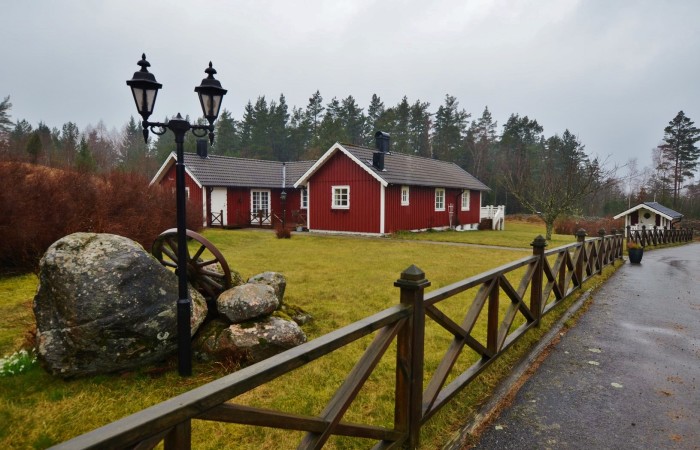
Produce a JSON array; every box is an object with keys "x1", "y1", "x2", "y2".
[
  {"x1": 127, "y1": 54, "x2": 227, "y2": 376},
  {"x1": 280, "y1": 190, "x2": 287, "y2": 230}
]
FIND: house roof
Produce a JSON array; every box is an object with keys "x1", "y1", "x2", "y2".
[
  {"x1": 294, "y1": 143, "x2": 490, "y2": 191},
  {"x1": 613, "y1": 202, "x2": 683, "y2": 221},
  {"x1": 150, "y1": 152, "x2": 315, "y2": 189}
]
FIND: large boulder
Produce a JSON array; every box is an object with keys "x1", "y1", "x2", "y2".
[
  {"x1": 248, "y1": 272, "x2": 286, "y2": 303},
  {"x1": 217, "y1": 283, "x2": 279, "y2": 323},
  {"x1": 195, "y1": 316, "x2": 307, "y2": 365},
  {"x1": 33, "y1": 232, "x2": 207, "y2": 378}
]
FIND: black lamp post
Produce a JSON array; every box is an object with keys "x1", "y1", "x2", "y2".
[
  {"x1": 127, "y1": 54, "x2": 227, "y2": 376},
  {"x1": 280, "y1": 190, "x2": 287, "y2": 230}
]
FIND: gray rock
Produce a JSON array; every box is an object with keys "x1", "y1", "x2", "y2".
[
  {"x1": 217, "y1": 284, "x2": 279, "y2": 323},
  {"x1": 33, "y1": 232, "x2": 207, "y2": 378},
  {"x1": 194, "y1": 316, "x2": 306, "y2": 365},
  {"x1": 247, "y1": 271, "x2": 286, "y2": 303}
]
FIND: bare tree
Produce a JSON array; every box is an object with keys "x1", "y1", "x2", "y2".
[{"x1": 501, "y1": 129, "x2": 616, "y2": 240}]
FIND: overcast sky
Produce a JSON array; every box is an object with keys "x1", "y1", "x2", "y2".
[{"x1": 3, "y1": 0, "x2": 700, "y2": 172}]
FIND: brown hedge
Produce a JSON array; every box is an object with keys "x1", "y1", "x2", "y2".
[{"x1": 0, "y1": 162, "x2": 201, "y2": 274}]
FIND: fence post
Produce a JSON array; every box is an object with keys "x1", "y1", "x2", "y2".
[
  {"x1": 575, "y1": 229, "x2": 586, "y2": 287},
  {"x1": 394, "y1": 265, "x2": 430, "y2": 449},
  {"x1": 597, "y1": 228, "x2": 606, "y2": 273},
  {"x1": 530, "y1": 235, "x2": 546, "y2": 325},
  {"x1": 610, "y1": 229, "x2": 617, "y2": 264}
]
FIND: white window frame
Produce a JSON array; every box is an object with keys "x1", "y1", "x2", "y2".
[
  {"x1": 461, "y1": 190, "x2": 470, "y2": 211},
  {"x1": 435, "y1": 188, "x2": 445, "y2": 211},
  {"x1": 300, "y1": 188, "x2": 308, "y2": 209},
  {"x1": 332, "y1": 185, "x2": 350, "y2": 209},
  {"x1": 401, "y1": 186, "x2": 410, "y2": 206}
]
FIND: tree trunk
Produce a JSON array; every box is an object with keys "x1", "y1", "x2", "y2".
[{"x1": 545, "y1": 220, "x2": 554, "y2": 241}]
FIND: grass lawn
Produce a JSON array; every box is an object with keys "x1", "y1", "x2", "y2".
[
  {"x1": 390, "y1": 218, "x2": 575, "y2": 249},
  {"x1": 0, "y1": 221, "x2": 609, "y2": 449}
]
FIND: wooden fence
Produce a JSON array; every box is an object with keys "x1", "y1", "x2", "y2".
[
  {"x1": 52, "y1": 230, "x2": 625, "y2": 450},
  {"x1": 626, "y1": 225, "x2": 694, "y2": 247}
]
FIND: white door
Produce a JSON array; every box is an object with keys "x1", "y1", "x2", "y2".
[
  {"x1": 251, "y1": 190, "x2": 271, "y2": 225},
  {"x1": 210, "y1": 187, "x2": 228, "y2": 226}
]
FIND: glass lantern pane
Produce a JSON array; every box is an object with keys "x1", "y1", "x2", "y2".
[
  {"x1": 202, "y1": 95, "x2": 212, "y2": 116},
  {"x1": 146, "y1": 89, "x2": 157, "y2": 113},
  {"x1": 132, "y1": 88, "x2": 145, "y2": 111},
  {"x1": 211, "y1": 95, "x2": 222, "y2": 117}
]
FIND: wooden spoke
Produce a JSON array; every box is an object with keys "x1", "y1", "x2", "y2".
[{"x1": 152, "y1": 228, "x2": 232, "y2": 299}]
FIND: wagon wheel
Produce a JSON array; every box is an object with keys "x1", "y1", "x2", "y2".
[{"x1": 152, "y1": 228, "x2": 232, "y2": 299}]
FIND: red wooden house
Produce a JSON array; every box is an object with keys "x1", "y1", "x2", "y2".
[
  {"x1": 150, "y1": 152, "x2": 314, "y2": 229},
  {"x1": 294, "y1": 139, "x2": 490, "y2": 234}
]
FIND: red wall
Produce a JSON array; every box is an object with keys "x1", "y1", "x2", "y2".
[
  {"x1": 308, "y1": 152, "x2": 381, "y2": 233},
  {"x1": 159, "y1": 165, "x2": 203, "y2": 225},
  {"x1": 384, "y1": 187, "x2": 481, "y2": 232}
]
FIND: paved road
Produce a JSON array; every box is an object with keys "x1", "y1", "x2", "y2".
[{"x1": 472, "y1": 242, "x2": 700, "y2": 450}]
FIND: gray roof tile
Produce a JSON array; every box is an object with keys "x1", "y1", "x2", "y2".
[
  {"x1": 342, "y1": 144, "x2": 490, "y2": 191},
  {"x1": 182, "y1": 153, "x2": 314, "y2": 188}
]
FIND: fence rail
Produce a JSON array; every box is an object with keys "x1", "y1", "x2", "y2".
[
  {"x1": 626, "y1": 225, "x2": 693, "y2": 247},
  {"x1": 52, "y1": 230, "x2": 626, "y2": 450}
]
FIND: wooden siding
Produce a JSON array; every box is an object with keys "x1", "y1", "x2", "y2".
[
  {"x1": 308, "y1": 152, "x2": 381, "y2": 233},
  {"x1": 384, "y1": 186, "x2": 481, "y2": 232},
  {"x1": 159, "y1": 165, "x2": 203, "y2": 225}
]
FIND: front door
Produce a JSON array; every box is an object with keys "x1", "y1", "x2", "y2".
[
  {"x1": 251, "y1": 190, "x2": 271, "y2": 225},
  {"x1": 210, "y1": 187, "x2": 228, "y2": 227}
]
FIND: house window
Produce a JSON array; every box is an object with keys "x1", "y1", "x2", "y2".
[
  {"x1": 435, "y1": 188, "x2": 445, "y2": 211},
  {"x1": 461, "y1": 191, "x2": 470, "y2": 211},
  {"x1": 332, "y1": 186, "x2": 350, "y2": 209},
  {"x1": 301, "y1": 188, "x2": 308, "y2": 209},
  {"x1": 401, "y1": 186, "x2": 410, "y2": 206},
  {"x1": 174, "y1": 187, "x2": 191, "y2": 200}
]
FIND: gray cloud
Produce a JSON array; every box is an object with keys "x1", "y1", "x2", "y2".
[{"x1": 3, "y1": 0, "x2": 700, "y2": 171}]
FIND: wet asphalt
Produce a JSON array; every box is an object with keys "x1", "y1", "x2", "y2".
[{"x1": 470, "y1": 242, "x2": 700, "y2": 450}]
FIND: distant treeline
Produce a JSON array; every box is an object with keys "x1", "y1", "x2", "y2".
[{"x1": 1, "y1": 94, "x2": 699, "y2": 220}]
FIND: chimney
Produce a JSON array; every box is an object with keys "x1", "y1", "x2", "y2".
[
  {"x1": 375, "y1": 131, "x2": 390, "y2": 153},
  {"x1": 373, "y1": 131, "x2": 390, "y2": 171}
]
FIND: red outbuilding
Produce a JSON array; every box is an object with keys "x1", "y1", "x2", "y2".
[
  {"x1": 294, "y1": 138, "x2": 491, "y2": 235},
  {"x1": 150, "y1": 152, "x2": 314, "y2": 229}
]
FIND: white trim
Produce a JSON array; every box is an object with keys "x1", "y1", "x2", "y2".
[
  {"x1": 380, "y1": 184, "x2": 386, "y2": 234},
  {"x1": 461, "y1": 190, "x2": 470, "y2": 211},
  {"x1": 306, "y1": 181, "x2": 311, "y2": 229},
  {"x1": 613, "y1": 203, "x2": 677, "y2": 221},
  {"x1": 250, "y1": 189, "x2": 272, "y2": 224},
  {"x1": 149, "y1": 152, "x2": 202, "y2": 188},
  {"x1": 435, "y1": 188, "x2": 445, "y2": 211},
  {"x1": 332, "y1": 185, "x2": 350, "y2": 209},
  {"x1": 300, "y1": 188, "x2": 308, "y2": 209},
  {"x1": 294, "y1": 142, "x2": 388, "y2": 188},
  {"x1": 401, "y1": 185, "x2": 410, "y2": 206}
]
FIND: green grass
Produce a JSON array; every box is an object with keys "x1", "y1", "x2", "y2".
[
  {"x1": 390, "y1": 219, "x2": 574, "y2": 249},
  {"x1": 0, "y1": 224, "x2": 607, "y2": 449}
]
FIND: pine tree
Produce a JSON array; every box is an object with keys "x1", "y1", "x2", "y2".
[
  {"x1": 270, "y1": 94, "x2": 290, "y2": 161},
  {"x1": 213, "y1": 109, "x2": 239, "y2": 156},
  {"x1": 340, "y1": 95, "x2": 365, "y2": 146},
  {"x1": 306, "y1": 90, "x2": 324, "y2": 147},
  {"x1": 59, "y1": 121, "x2": 80, "y2": 166},
  {"x1": 365, "y1": 94, "x2": 385, "y2": 145},
  {"x1": 659, "y1": 111, "x2": 700, "y2": 206},
  {"x1": 409, "y1": 100, "x2": 431, "y2": 156},
  {"x1": 432, "y1": 94, "x2": 469, "y2": 162},
  {"x1": 0, "y1": 96, "x2": 13, "y2": 145},
  {"x1": 25, "y1": 132, "x2": 42, "y2": 163},
  {"x1": 75, "y1": 136, "x2": 96, "y2": 172},
  {"x1": 466, "y1": 106, "x2": 497, "y2": 180}
]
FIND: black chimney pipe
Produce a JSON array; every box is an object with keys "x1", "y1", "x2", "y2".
[
  {"x1": 373, "y1": 131, "x2": 390, "y2": 171},
  {"x1": 375, "y1": 131, "x2": 390, "y2": 153}
]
